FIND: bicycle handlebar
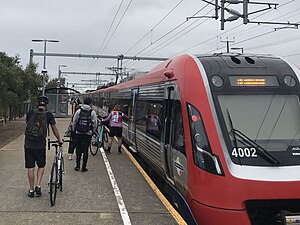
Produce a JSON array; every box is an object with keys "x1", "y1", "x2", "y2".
[{"x1": 48, "y1": 139, "x2": 71, "y2": 150}]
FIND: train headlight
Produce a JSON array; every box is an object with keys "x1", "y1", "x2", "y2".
[
  {"x1": 284, "y1": 75, "x2": 296, "y2": 87},
  {"x1": 211, "y1": 75, "x2": 224, "y2": 87},
  {"x1": 188, "y1": 103, "x2": 224, "y2": 176}
]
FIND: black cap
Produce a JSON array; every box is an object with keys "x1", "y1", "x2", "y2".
[{"x1": 37, "y1": 96, "x2": 49, "y2": 106}]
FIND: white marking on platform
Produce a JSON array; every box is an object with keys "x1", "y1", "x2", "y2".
[{"x1": 100, "y1": 147, "x2": 132, "y2": 225}]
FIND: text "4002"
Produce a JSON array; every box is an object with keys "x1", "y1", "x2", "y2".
[{"x1": 231, "y1": 147, "x2": 258, "y2": 158}]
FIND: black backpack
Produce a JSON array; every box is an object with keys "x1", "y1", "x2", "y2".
[
  {"x1": 25, "y1": 109, "x2": 48, "y2": 140},
  {"x1": 76, "y1": 109, "x2": 92, "y2": 133}
]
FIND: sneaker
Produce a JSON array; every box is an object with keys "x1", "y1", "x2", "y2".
[
  {"x1": 68, "y1": 154, "x2": 73, "y2": 160},
  {"x1": 82, "y1": 168, "x2": 88, "y2": 172},
  {"x1": 74, "y1": 167, "x2": 80, "y2": 171},
  {"x1": 27, "y1": 190, "x2": 34, "y2": 198},
  {"x1": 34, "y1": 186, "x2": 42, "y2": 197}
]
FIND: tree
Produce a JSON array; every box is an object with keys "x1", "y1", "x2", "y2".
[{"x1": 0, "y1": 52, "x2": 42, "y2": 120}]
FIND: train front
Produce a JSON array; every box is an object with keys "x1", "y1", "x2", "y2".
[{"x1": 189, "y1": 54, "x2": 300, "y2": 225}]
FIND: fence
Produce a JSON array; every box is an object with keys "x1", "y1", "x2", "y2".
[{"x1": 0, "y1": 101, "x2": 32, "y2": 124}]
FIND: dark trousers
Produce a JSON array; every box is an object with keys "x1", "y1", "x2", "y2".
[{"x1": 75, "y1": 134, "x2": 92, "y2": 169}]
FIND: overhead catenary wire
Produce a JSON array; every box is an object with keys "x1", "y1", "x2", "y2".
[
  {"x1": 95, "y1": 0, "x2": 298, "y2": 84},
  {"x1": 89, "y1": 0, "x2": 134, "y2": 81},
  {"x1": 124, "y1": 1, "x2": 214, "y2": 68},
  {"x1": 138, "y1": 0, "x2": 299, "y2": 71},
  {"x1": 144, "y1": 7, "x2": 213, "y2": 56},
  {"x1": 124, "y1": 0, "x2": 185, "y2": 55},
  {"x1": 87, "y1": 0, "x2": 125, "y2": 71},
  {"x1": 100, "y1": 0, "x2": 133, "y2": 55},
  {"x1": 135, "y1": 0, "x2": 297, "y2": 70},
  {"x1": 111, "y1": 0, "x2": 186, "y2": 69},
  {"x1": 172, "y1": 0, "x2": 298, "y2": 55}
]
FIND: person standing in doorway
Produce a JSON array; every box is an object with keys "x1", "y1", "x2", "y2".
[
  {"x1": 72, "y1": 97, "x2": 97, "y2": 172},
  {"x1": 102, "y1": 105, "x2": 125, "y2": 154},
  {"x1": 24, "y1": 96, "x2": 63, "y2": 198}
]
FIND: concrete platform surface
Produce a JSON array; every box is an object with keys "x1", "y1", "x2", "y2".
[{"x1": 0, "y1": 117, "x2": 178, "y2": 225}]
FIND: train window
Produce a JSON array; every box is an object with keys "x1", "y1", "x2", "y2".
[
  {"x1": 187, "y1": 103, "x2": 223, "y2": 175},
  {"x1": 119, "y1": 100, "x2": 131, "y2": 122},
  {"x1": 136, "y1": 100, "x2": 163, "y2": 140}
]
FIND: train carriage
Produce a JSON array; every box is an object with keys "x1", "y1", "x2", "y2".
[{"x1": 89, "y1": 53, "x2": 300, "y2": 225}]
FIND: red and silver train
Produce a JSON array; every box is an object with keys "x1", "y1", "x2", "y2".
[{"x1": 88, "y1": 53, "x2": 300, "y2": 225}]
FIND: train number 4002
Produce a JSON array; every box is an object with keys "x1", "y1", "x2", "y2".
[{"x1": 231, "y1": 147, "x2": 258, "y2": 158}]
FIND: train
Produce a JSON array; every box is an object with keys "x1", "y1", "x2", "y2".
[{"x1": 87, "y1": 53, "x2": 300, "y2": 225}]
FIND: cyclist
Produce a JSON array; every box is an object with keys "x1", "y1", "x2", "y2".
[
  {"x1": 24, "y1": 96, "x2": 63, "y2": 198},
  {"x1": 102, "y1": 104, "x2": 126, "y2": 154}
]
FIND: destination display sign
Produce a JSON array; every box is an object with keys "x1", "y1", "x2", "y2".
[{"x1": 229, "y1": 75, "x2": 279, "y2": 87}]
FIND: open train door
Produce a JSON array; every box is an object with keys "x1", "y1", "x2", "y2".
[
  {"x1": 127, "y1": 88, "x2": 138, "y2": 152},
  {"x1": 163, "y1": 85, "x2": 188, "y2": 191},
  {"x1": 162, "y1": 86, "x2": 176, "y2": 183}
]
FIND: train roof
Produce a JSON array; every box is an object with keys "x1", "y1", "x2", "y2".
[
  {"x1": 89, "y1": 53, "x2": 296, "y2": 95},
  {"x1": 90, "y1": 56, "x2": 182, "y2": 94}
]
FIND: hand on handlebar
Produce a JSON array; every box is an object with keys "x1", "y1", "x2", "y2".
[{"x1": 58, "y1": 139, "x2": 64, "y2": 145}]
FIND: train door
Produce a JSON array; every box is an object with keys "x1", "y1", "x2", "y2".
[
  {"x1": 163, "y1": 87, "x2": 175, "y2": 182},
  {"x1": 163, "y1": 86, "x2": 188, "y2": 191},
  {"x1": 162, "y1": 86, "x2": 175, "y2": 183},
  {"x1": 128, "y1": 88, "x2": 138, "y2": 149}
]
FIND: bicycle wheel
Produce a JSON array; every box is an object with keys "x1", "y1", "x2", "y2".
[
  {"x1": 59, "y1": 156, "x2": 64, "y2": 192},
  {"x1": 49, "y1": 162, "x2": 58, "y2": 206},
  {"x1": 90, "y1": 133, "x2": 99, "y2": 156}
]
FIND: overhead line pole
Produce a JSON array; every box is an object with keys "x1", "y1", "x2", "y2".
[
  {"x1": 60, "y1": 71, "x2": 115, "y2": 76},
  {"x1": 30, "y1": 51, "x2": 168, "y2": 62}
]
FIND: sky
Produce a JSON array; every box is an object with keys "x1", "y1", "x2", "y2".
[{"x1": 1, "y1": 0, "x2": 299, "y2": 92}]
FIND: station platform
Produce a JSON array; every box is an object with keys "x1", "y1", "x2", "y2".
[{"x1": 0, "y1": 116, "x2": 183, "y2": 225}]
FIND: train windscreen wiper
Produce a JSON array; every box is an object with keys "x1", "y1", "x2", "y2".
[{"x1": 226, "y1": 109, "x2": 280, "y2": 166}]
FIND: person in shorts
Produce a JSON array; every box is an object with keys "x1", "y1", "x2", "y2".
[
  {"x1": 24, "y1": 96, "x2": 63, "y2": 198},
  {"x1": 102, "y1": 105, "x2": 126, "y2": 154}
]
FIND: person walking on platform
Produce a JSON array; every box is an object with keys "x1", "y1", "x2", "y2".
[
  {"x1": 102, "y1": 105, "x2": 125, "y2": 154},
  {"x1": 65, "y1": 104, "x2": 81, "y2": 160},
  {"x1": 72, "y1": 97, "x2": 97, "y2": 172},
  {"x1": 24, "y1": 96, "x2": 63, "y2": 198}
]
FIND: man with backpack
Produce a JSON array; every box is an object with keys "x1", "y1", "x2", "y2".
[
  {"x1": 72, "y1": 97, "x2": 97, "y2": 172},
  {"x1": 24, "y1": 96, "x2": 63, "y2": 198}
]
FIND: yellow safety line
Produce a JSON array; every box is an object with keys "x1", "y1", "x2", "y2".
[{"x1": 121, "y1": 144, "x2": 187, "y2": 225}]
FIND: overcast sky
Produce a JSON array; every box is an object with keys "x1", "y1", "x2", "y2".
[{"x1": 1, "y1": 0, "x2": 299, "y2": 91}]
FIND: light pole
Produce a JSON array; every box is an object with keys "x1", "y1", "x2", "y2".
[
  {"x1": 58, "y1": 65, "x2": 67, "y2": 87},
  {"x1": 32, "y1": 39, "x2": 59, "y2": 96}
]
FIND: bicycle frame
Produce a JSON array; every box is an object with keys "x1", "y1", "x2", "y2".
[
  {"x1": 48, "y1": 139, "x2": 69, "y2": 206},
  {"x1": 90, "y1": 120, "x2": 108, "y2": 156}
]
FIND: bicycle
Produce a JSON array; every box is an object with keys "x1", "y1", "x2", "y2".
[
  {"x1": 48, "y1": 139, "x2": 70, "y2": 206},
  {"x1": 90, "y1": 119, "x2": 108, "y2": 156}
]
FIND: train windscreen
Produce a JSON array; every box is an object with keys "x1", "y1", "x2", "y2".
[{"x1": 217, "y1": 94, "x2": 300, "y2": 166}]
